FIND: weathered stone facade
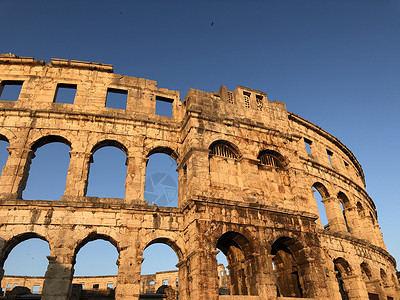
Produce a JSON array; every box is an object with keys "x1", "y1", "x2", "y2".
[{"x1": 0, "y1": 54, "x2": 398, "y2": 300}]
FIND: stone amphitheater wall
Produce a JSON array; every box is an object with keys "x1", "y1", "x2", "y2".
[{"x1": 0, "y1": 54, "x2": 398, "y2": 300}]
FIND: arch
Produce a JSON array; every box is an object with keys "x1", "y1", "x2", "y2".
[
  {"x1": 357, "y1": 201, "x2": 365, "y2": 217},
  {"x1": 0, "y1": 134, "x2": 9, "y2": 143},
  {"x1": 30, "y1": 135, "x2": 72, "y2": 152},
  {"x1": 312, "y1": 182, "x2": 330, "y2": 199},
  {"x1": 144, "y1": 237, "x2": 184, "y2": 262},
  {"x1": 360, "y1": 262, "x2": 373, "y2": 281},
  {"x1": 73, "y1": 232, "x2": 120, "y2": 264},
  {"x1": 337, "y1": 192, "x2": 350, "y2": 208},
  {"x1": 333, "y1": 257, "x2": 353, "y2": 277},
  {"x1": 216, "y1": 231, "x2": 257, "y2": 296},
  {"x1": 271, "y1": 236, "x2": 305, "y2": 297},
  {"x1": 257, "y1": 149, "x2": 287, "y2": 168},
  {"x1": 0, "y1": 232, "x2": 49, "y2": 268},
  {"x1": 147, "y1": 146, "x2": 179, "y2": 161},
  {"x1": 337, "y1": 192, "x2": 351, "y2": 232},
  {"x1": 91, "y1": 139, "x2": 128, "y2": 157},
  {"x1": 209, "y1": 140, "x2": 240, "y2": 159}
]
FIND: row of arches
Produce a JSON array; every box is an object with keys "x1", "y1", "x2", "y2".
[
  {"x1": 312, "y1": 182, "x2": 381, "y2": 246},
  {"x1": 0, "y1": 135, "x2": 179, "y2": 206},
  {"x1": 2, "y1": 229, "x2": 396, "y2": 299},
  {"x1": 334, "y1": 257, "x2": 398, "y2": 300}
]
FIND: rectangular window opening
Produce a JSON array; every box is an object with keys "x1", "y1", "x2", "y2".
[
  {"x1": 6, "y1": 283, "x2": 11, "y2": 289},
  {"x1": 327, "y1": 149, "x2": 333, "y2": 165},
  {"x1": 243, "y1": 92, "x2": 251, "y2": 108},
  {"x1": 227, "y1": 91, "x2": 234, "y2": 104},
  {"x1": 106, "y1": 88, "x2": 128, "y2": 110},
  {"x1": 0, "y1": 80, "x2": 23, "y2": 101},
  {"x1": 304, "y1": 138, "x2": 312, "y2": 155},
  {"x1": 256, "y1": 95, "x2": 263, "y2": 111},
  {"x1": 107, "y1": 283, "x2": 113, "y2": 289},
  {"x1": 344, "y1": 161, "x2": 349, "y2": 167},
  {"x1": 162, "y1": 279, "x2": 168, "y2": 285},
  {"x1": 32, "y1": 285, "x2": 40, "y2": 294},
  {"x1": 93, "y1": 284, "x2": 99, "y2": 290},
  {"x1": 149, "y1": 280, "x2": 155, "y2": 286},
  {"x1": 156, "y1": 96, "x2": 174, "y2": 117},
  {"x1": 54, "y1": 83, "x2": 77, "y2": 104}
]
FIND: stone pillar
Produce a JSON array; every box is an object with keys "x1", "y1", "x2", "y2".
[
  {"x1": 186, "y1": 249, "x2": 219, "y2": 300},
  {"x1": 342, "y1": 274, "x2": 370, "y2": 300},
  {"x1": 344, "y1": 205, "x2": 360, "y2": 235},
  {"x1": 124, "y1": 156, "x2": 148, "y2": 205},
  {"x1": 176, "y1": 259, "x2": 190, "y2": 300},
  {"x1": 322, "y1": 197, "x2": 348, "y2": 232},
  {"x1": 297, "y1": 256, "x2": 331, "y2": 299},
  {"x1": 62, "y1": 151, "x2": 91, "y2": 199},
  {"x1": 41, "y1": 253, "x2": 74, "y2": 300},
  {"x1": 0, "y1": 147, "x2": 33, "y2": 199},
  {"x1": 184, "y1": 150, "x2": 210, "y2": 202},
  {"x1": 115, "y1": 247, "x2": 142, "y2": 300}
]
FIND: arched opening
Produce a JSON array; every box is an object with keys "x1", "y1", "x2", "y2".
[
  {"x1": 338, "y1": 192, "x2": 351, "y2": 233},
  {"x1": 258, "y1": 150, "x2": 285, "y2": 169},
  {"x1": 141, "y1": 239, "x2": 180, "y2": 298},
  {"x1": 1, "y1": 234, "x2": 50, "y2": 296},
  {"x1": 333, "y1": 258, "x2": 352, "y2": 300},
  {"x1": 86, "y1": 141, "x2": 127, "y2": 198},
  {"x1": 312, "y1": 183, "x2": 329, "y2": 229},
  {"x1": 23, "y1": 136, "x2": 71, "y2": 200},
  {"x1": 209, "y1": 141, "x2": 242, "y2": 191},
  {"x1": 145, "y1": 151, "x2": 178, "y2": 207},
  {"x1": 271, "y1": 237, "x2": 304, "y2": 298},
  {"x1": 73, "y1": 234, "x2": 119, "y2": 297},
  {"x1": 360, "y1": 262, "x2": 381, "y2": 300},
  {"x1": 216, "y1": 232, "x2": 256, "y2": 296},
  {"x1": 0, "y1": 135, "x2": 9, "y2": 178}
]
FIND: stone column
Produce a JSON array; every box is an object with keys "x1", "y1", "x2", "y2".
[
  {"x1": 124, "y1": 156, "x2": 148, "y2": 205},
  {"x1": 115, "y1": 247, "x2": 142, "y2": 300},
  {"x1": 297, "y1": 256, "x2": 331, "y2": 299},
  {"x1": 0, "y1": 147, "x2": 33, "y2": 199},
  {"x1": 344, "y1": 205, "x2": 360, "y2": 235},
  {"x1": 176, "y1": 259, "x2": 190, "y2": 300},
  {"x1": 41, "y1": 252, "x2": 74, "y2": 300},
  {"x1": 342, "y1": 274, "x2": 370, "y2": 300},
  {"x1": 322, "y1": 197, "x2": 348, "y2": 232},
  {"x1": 62, "y1": 151, "x2": 91, "y2": 200},
  {"x1": 186, "y1": 249, "x2": 219, "y2": 300}
]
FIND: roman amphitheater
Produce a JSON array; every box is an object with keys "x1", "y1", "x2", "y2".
[{"x1": 0, "y1": 54, "x2": 398, "y2": 300}]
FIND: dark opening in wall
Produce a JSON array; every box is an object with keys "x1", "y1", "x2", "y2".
[
  {"x1": 156, "y1": 96, "x2": 173, "y2": 117},
  {"x1": 93, "y1": 284, "x2": 99, "y2": 290},
  {"x1": 243, "y1": 92, "x2": 250, "y2": 108},
  {"x1": 0, "y1": 80, "x2": 23, "y2": 101},
  {"x1": 327, "y1": 149, "x2": 333, "y2": 165},
  {"x1": 54, "y1": 83, "x2": 77, "y2": 104},
  {"x1": 304, "y1": 138, "x2": 312, "y2": 155},
  {"x1": 106, "y1": 88, "x2": 128, "y2": 109},
  {"x1": 256, "y1": 95, "x2": 263, "y2": 111}
]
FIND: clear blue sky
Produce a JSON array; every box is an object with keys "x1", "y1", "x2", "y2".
[{"x1": 0, "y1": 0, "x2": 399, "y2": 279}]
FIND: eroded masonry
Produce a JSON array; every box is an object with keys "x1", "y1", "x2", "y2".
[{"x1": 0, "y1": 54, "x2": 398, "y2": 300}]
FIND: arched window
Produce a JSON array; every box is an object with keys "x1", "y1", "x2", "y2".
[
  {"x1": 271, "y1": 237, "x2": 304, "y2": 298},
  {"x1": 141, "y1": 239, "x2": 180, "y2": 297},
  {"x1": 145, "y1": 149, "x2": 178, "y2": 207},
  {"x1": 73, "y1": 234, "x2": 118, "y2": 293},
  {"x1": 337, "y1": 192, "x2": 351, "y2": 233},
  {"x1": 333, "y1": 258, "x2": 352, "y2": 300},
  {"x1": 258, "y1": 150, "x2": 283, "y2": 168},
  {"x1": 0, "y1": 135, "x2": 10, "y2": 178},
  {"x1": 312, "y1": 183, "x2": 330, "y2": 229},
  {"x1": 209, "y1": 141, "x2": 238, "y2": 159},
  {"x1": 86, "y1": 140, "x2": 127, "y2": 198},
  {"x1": 23, "y1": 136, "x2": 71, "y2": 200},
  {"x1": 1, "y1": 234, "x2": 50, "y2": 295},
  {"x1": 216, "y1": 232, "x2": 257, "y2": 296}
]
